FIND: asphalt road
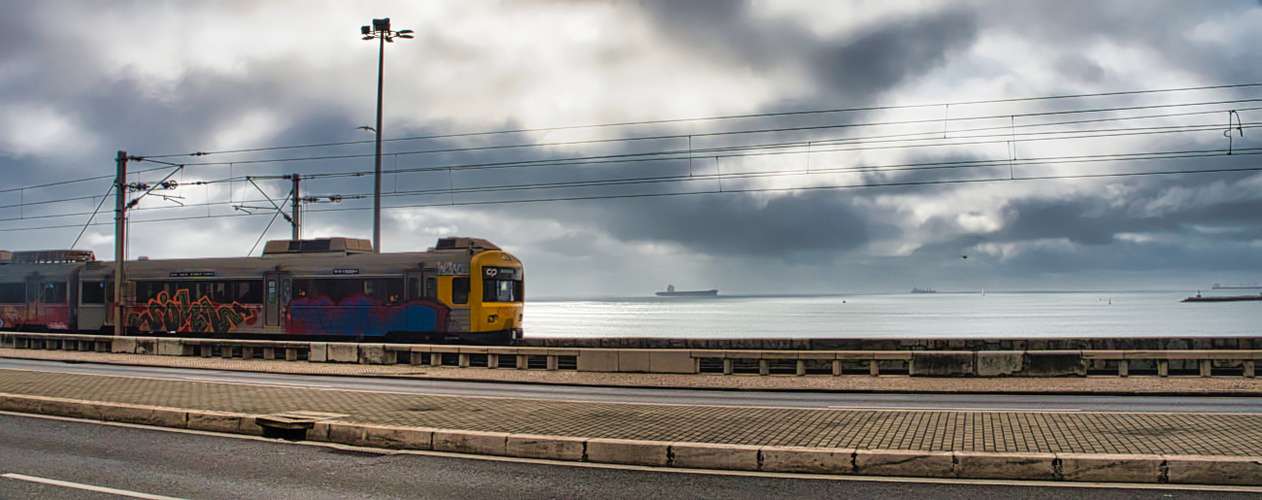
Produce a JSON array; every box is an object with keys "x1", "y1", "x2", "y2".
[
  {"x1": 2, "y1": 413, "x2": 1256, "y2": 499},
  {"x1": 2, "y1": 357, "x2": 1260, "y2": 413}
]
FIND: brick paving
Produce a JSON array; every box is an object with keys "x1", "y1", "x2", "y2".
[{"x1": 2, "y1": 367, "x2": 1261, "y2": 456}]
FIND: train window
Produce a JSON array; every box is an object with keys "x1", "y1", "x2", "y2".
[
  {"x1": 268, "y1": 280, "x2": 277, "y2": 304},
  {"x1": 291, "y1": 278, "x2": 403, "y2": 304},
  {"x1": 236, "y1": 281, "x2": 263, "y2": 304},
  {"x1": 135, "y1": 282, "x2": 173, "y2": 302},
  {"x1": 0, "y1": 283, "x2": 23, "y2": 303},
  {"x1": 452, "y1": 277, "x2": 469, "y2": 305},
  {"x1": 482, "y1": 278, "x2": 523, "y2": 303},
  {"x1": 81, "y1": 281, "x2": 106, "y2": 304},
  {"x1": 42, "y1": 282, "x2": 68, "y2": 304},
  {"x1": 425, "y1": 278, "x2": 437, "y2": 299}
]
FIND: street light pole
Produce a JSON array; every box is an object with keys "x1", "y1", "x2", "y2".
[{"x1": 361, "y1": 18, "x2": 413, "y2": 253}]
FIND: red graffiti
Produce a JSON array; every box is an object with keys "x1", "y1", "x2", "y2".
[{"x1": 129, "y1": 289, "x2": 257, "y2": 333}]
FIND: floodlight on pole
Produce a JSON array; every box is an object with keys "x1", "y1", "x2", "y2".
[{"x1": 360, "y1": 17, "x2": 413, "y2": 253}]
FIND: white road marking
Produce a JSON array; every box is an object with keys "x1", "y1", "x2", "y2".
[{"x1": 2, "y1": 473, "x2": 187, "y2": 500}]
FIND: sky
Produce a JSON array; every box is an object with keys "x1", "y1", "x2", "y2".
[{"x1": 1, "y1": 0, "x2": 1260, "y2": 298}]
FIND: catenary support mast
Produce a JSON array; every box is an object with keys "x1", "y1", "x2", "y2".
[{"x1": 113, "y1": 151, "x2": 127, "y2": 335}]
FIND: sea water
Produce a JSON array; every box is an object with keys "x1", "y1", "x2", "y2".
[{"x1": 522, "y1": 291, "x2": 1259, "y2": 339}]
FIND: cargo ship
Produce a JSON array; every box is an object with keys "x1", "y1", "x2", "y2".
[
  {"x1": 655, "y1": 285, "x2": 719, "y2": 297},
  {"x1": 1213, "y1": 283, "x2": 1262, "y2": 290},
  {"x1": 1182, "y1": 291, "x2": 1262, "y2": 303}
]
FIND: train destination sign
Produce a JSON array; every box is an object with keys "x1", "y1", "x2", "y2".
[
  {"x1": 169, "y1": 271, "x2": 215, "y2": 277},
  {"x1": 333, "y1": 268, "x2": 360, "y2": 275}
]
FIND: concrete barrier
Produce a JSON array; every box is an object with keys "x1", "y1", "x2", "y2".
[
  {"x1": 760, "y1": 446, "x2": 855, "y2": 474},
  {"x1": 855, "y1": 450, "x2": 955, "y2": 477},
  {"x1": 187, "y1": 410, "x2": 261, "y2": 436},
  {"x1": 432, "y1": 430, "x2": 509, "y2": 456},
  {"x1": 976, "y1": 352, "x2": 1023, "y2": 377},
  {"x1": 1025, "y1": 351, "x2": 1087, "y2": 377},
  {"x1": 670, "y1": 442, "x2": 761, "y2": 471},
  {"x1": 585, "y1": 438, "x2": 671, "y2": 466},
  {"x1": 1057, "y1": 453, "x2": 1164, "y2": 483},
  {"x1": 507, "y1": 434, "x2": 586, "y2": 461},
  {"x1": 1165, "y1": 454, "x2": 1262, "y2": 486},
  {"x1": 954, "y1": 451, "x2": 1058, "y2": 480},
  {"x1": 326, "y1": 343, "x2": 358, "y2": 363},
  {"x1": 576, "y1": 349, "x2": 619, "y2": 372},
  {"x1": 358, "y1": 424, "x2": 434, "y2": 450},
  {"x1": 358, "y1": 344, "x2": 389, "y2": 365},
  {"x1": 909, "y1": 352, "x2": 975, "y2": 377},
  {"x1": 157, "y1": 339, "x2": 189, "y2": 356}
]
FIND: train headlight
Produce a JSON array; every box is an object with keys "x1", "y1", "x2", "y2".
[{"x1": 487, "y1": 314, "x2": 498, "y2": 323}]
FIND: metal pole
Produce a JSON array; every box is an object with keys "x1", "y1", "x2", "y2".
[
  {"x1": 291, "y1": 174, "x2": 301, "y2": 240},
  {"x1": 113, "y1": 151, "x2": 127, "y2": 336},
  {"x1": 372, "y1": 35, "x2": 385, "y2": 253}
]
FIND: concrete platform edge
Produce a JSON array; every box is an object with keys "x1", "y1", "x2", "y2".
[{"x1": 2, "y1": 392, "x2": 1259, "y2": 486}]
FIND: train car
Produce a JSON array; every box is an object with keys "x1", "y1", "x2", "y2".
[{"x1": 0, "y1": 237, "x2": 524, "y2": 344}]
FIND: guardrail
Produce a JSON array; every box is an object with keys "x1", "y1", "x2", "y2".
[{"x1": 1, "y1": 332, "x2": 1257, "y2": 378}]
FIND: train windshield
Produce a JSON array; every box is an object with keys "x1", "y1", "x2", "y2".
[{"x1": 482, "y1": 266, "x2": 523, "y2": 303}]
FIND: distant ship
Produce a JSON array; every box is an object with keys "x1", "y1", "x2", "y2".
[
  {"x1": 1213, "y1": 283, "x2": 1262, "y2": 290},
  {"x1": 655, "y1": 285, "x2": 719, "y2": 297},
  {"x1": 911, "y1": 287, "x2": 937, "y2": 294},
  {"x1": 1182, "y1": 291, "x2": 1262, "y2": 303}
]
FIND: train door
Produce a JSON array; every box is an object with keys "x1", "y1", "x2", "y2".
[
  {"x1": 24, "y1": 276, "x2": 38, "y2": 329},
  {"x1": 263, "y1": 271, "x2": 291, "y2": 329},
  {"x1": 405, "y1": 269, "x2": 438, "y2": 331},
  {"x1": 27, "y1": 276, "x2": 70, "y2": 330}
]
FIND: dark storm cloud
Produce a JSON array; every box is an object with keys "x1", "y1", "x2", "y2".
[
  {"x1": 638, "y1": 1, "x2": 979, "y2": 103},
  {"x1": 807, "y1": 9, "x2": 978, "y2": 101},
  {"x1": 575, "y1": 191, "x2": 875, "y2": 258}
]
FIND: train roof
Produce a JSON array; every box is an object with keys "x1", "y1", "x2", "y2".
[
  {"x1": 0, "y1": 249, "x2": 94, "y2": 264},
  {"x1": 0, "y1": 238, "x2": 515, "y2": 280}
]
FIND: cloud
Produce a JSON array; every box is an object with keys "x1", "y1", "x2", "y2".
[{"x1": 2, "y1": 1, "x2": 1261, "y2": 297}]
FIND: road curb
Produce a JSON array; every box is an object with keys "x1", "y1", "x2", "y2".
[{"x1": 3, "y1": 393, "x2": 1260, "y2": 486}]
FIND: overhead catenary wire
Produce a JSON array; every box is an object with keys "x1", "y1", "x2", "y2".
[
  {"x1": 3, "y1": 146, "x2": 1258, "y2": 233},
  {"x1": 136, "y1": 81, "x2": 1262, "y2": 160},
  {"x1": 1, "y1": 119, "x2": 1257, "y2": 227},
  {"x1": 0, "y1": 84, "x2": 1258, "y2": 237},
  {"x1": 3, "y1": 94, "x2": 1257, "y2": 200}
]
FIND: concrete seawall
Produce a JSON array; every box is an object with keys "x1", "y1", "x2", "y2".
[{"x1": 4, "y1": 332, "x2": 1260, "y2": 378}]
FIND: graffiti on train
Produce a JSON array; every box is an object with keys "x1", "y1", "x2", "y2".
[
  {"x1": 128, "y1": 289, "x2": 258, "y2": 333},
  {"x1": 288, "y1": 295, "x2": 448, "y2": 336}
]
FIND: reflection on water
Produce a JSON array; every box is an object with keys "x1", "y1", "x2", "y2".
[{"x1": 523, "y1": 291, "x2": 1258, "y2": 339}]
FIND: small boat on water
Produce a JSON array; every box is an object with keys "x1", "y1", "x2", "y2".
[
  {"x1": 1182, "y1": 291, "x2": 1262, "y2": 303},
  {"x1": 911, "y1": 287, "x2": 937, "y2": 294},
  {"x1": 655, "y1": 285, "x2": 719, "y2": 297}
]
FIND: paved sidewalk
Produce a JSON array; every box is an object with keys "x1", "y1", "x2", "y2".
[
  {"x1": 5, "y1": 348, "x2": 1262, "y2": 395},
  {"x1": 1, "y1": 364, "x2": 1260, "y2": 456}
]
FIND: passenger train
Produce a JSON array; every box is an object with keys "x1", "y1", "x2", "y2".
[{"x1": 0, "y1": 237, "x2": 524, "y2": 344}]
